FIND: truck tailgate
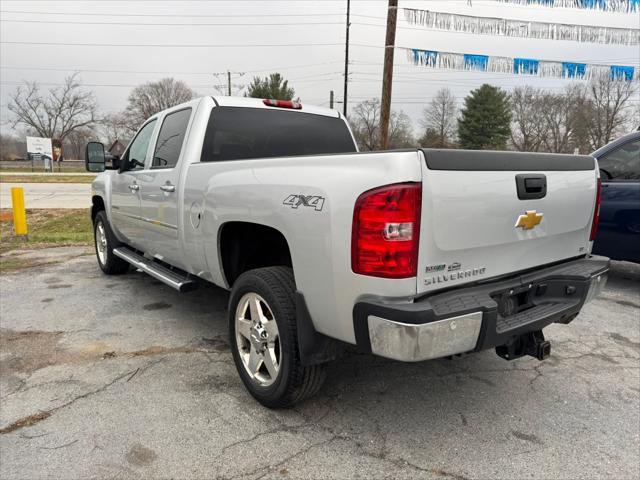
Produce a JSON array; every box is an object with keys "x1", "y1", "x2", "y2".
[{"x1": 417, "y1": 149, "x2": 598, "y2": 294}]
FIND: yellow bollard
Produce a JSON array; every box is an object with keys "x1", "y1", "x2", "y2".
[{"x1": 11, "y1": 187, "x2": 28, "y2": 236}]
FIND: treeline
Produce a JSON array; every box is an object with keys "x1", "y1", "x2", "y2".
[
  {"x1": 1, "y1": 72, "x2": 294, "y2": 160},
  {"x1": 351, "y1": 77, "x2": 639, "y2": 154},
  {"x1": 1, "y1": 72, "x2": 638, "y2": 161}
]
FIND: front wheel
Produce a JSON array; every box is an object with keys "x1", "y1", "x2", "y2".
[
  {"x1": 93, "y1": 211, "x2": 129, "y2": 275},
  {"x1": 229, "y1": 267, "x2": 326, "y2": 408}
]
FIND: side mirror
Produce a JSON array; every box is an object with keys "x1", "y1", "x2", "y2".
[{"x1": 86, "y1": 142, "x2": 106, "y2": 172}]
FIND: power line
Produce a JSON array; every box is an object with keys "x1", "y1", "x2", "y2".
[
  {"x1": 0, "y1": 9, "x2": 345, "y2": 18},
  {"x1": 0, "y1": 18, "x2": 345, "y2": 27},
  {"x1": 0, "y1": 9, "x2": 385, "y2": 19},
  {"x1": 0, "y1": 40, "x2": 346, "y2": 48},
  {"x1": 0, "y1": 61, "x2": 345, "y2": 75}
]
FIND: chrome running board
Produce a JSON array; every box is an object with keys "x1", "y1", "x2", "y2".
[{"x1": 113, "y1": 247, "x2": 197, "y2": 292}]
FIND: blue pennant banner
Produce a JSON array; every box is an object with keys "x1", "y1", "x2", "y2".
[
  {"x1": 407, "y1": 48, "x2": 638, "y2": 81},
  {"x1": 497, "y1": 0, "x2": 639, "y2": 12},
  {"x1": 403, "y1": 8, "x2": 639, "y2": 46}
]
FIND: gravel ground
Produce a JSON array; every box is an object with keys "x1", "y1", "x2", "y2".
[{"x1": 0, "y1": 247, "x2": 638, "y2": 480}]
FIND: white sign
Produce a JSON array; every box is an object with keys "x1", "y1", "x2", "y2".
[{"x1": 26, "y1": 136, "x2": 53, "y2": 170}]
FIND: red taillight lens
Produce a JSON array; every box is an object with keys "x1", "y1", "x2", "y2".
[
  {"x1": 263, "y1": 99, "x2": 302, "y2": 109},
  {"x1": 352, "y1": 183, "x2": 422, "y2": 278},
  {"x1": 590, "y1": 177, "x2": 602, "y2": 241}
]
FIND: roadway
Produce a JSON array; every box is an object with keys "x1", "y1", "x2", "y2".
[{"x1": 0, "y1": 182, "x2": 91, "y2": 209}]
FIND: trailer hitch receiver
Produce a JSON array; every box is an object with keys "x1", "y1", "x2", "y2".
[{"x1": 496, "y1": 330, "x2": 550, "y2": 361}]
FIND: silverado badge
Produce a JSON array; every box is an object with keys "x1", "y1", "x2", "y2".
[{"x1": 515, "y1": 210, "x2": 543, "y2": 230}]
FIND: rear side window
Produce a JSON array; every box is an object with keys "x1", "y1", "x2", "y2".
[
  {"x1": 599, "y1": 139, "x2": 640, "y2": 181},
  {"x1": 152, "y1": 108, "x2": 192, "y2": 169},
  {"x1": 200, "y1": 106, "x2": 356, "y2": 162}
]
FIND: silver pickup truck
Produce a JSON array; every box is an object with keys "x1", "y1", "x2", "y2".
[{"x1": 86, "y1": 96, "x2": 608, "y2": 407}]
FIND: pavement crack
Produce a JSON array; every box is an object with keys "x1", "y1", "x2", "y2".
[
  {"x1": 39, "y1": 438, "x2": 78, "y2": 450},
  {"x1": 0, "y1": 358, "x2": 164, "y2": 435}
]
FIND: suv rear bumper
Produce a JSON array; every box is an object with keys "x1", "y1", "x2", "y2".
[{"x1": 352, "y1": 256, "x2": 609, "y2": 362}]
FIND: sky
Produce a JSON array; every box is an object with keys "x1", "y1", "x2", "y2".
[{"x1": 1, "y1": 0, "x2": 639, "y2": 137}]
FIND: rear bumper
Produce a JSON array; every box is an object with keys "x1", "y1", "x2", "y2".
[{"x1": 353, "y1": 256, "x2": 609, "y2": 362}]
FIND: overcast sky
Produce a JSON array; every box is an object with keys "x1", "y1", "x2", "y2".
[{"x1": 1, "y1": 0, "x2": 638, "y2": 136}]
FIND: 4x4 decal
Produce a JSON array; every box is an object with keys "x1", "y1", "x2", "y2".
[{"x1": 283, "y1": 194, "x2": 325, "y2": 211}]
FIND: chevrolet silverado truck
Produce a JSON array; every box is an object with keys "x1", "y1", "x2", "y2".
[{"x1": 85, "y1": 96, "x2": 609, "y2": 407}]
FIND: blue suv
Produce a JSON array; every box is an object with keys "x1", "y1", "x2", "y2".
[{"x1": 592, "y1": 131, "x2": 640, "y2": 263}]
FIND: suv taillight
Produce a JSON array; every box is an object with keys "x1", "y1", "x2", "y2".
[
  {"x1": 351, "y1": 183, "x2": 422, "y2": 278},
  {"x1": 590, "y1": 177, "x2": 602, "y2": 241}
]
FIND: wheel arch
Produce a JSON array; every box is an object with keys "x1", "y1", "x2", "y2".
[
  {"x1": 218, "y1": 221, "x2": 293, "y2": 288},
  {"x1": 91, "y1": 195, "x2": 106, "y2": 222}
]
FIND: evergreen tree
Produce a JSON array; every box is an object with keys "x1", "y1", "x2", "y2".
[
  {"x1": 457, "y1": 84, "x2": 511, "y2": 150},
  {"x1": 246, "y1": 73, "x2": 295, "y2": 100}
]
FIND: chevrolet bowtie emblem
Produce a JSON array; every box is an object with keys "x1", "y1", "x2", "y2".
[{"x1": 515, "y1": 210, "x2": 543, "y2": 230}]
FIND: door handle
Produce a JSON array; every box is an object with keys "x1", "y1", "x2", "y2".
[
  {"x1": 160, "y1": 184, "x2": 176, "y2": 193},
  {"x1": 515, "y1": 174, "x2": 546, "y2": 200},
  {"x1": 128, "y1": 184, "x2": 139, "y2": 191}
]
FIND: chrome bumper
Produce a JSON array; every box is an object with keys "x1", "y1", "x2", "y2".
[{"x1": 367, "y1": 312, "x2": 483, "y2": 362}]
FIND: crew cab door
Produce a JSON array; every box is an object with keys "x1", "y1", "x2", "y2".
[
  {"x1": 593, "y1": 137, "x2": 640, "y2": 262},
  {"x1": 137, "y1": 107, "x2": 193, "y2": 268},
  {"x1": 110, "y1": 119, "x2": 157, "y2": 248}
]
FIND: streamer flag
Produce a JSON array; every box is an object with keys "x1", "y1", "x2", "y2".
[
  {"x1": 497, "y1": 0, "x2": 639, "y2": 12},
  {"x1": 403, "y1": 8, "x2": 639, "y2": 45},
  {"x1": 408, "y1": 48, "x2": 638, "y2": 81}
]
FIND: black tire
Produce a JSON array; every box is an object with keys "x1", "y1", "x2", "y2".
[
  {"x1": 93, "y1": 210, "x2": 129, "y2": 275},
  {"x1": 229, "y1": 267, "x2": 326, "y2": 408}
]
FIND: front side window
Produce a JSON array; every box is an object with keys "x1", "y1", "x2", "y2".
[
  {"x1": 123, "y1": 120, "x2": 157, "y2": 171},
  {"x1": 599, "y1": 139, "x2": 640, "y2": 181},
  {"x1": 200, "y1": 107, "x2": 356, "y2": 162},
  {"x1": 152, "y1": 108, "x2": 192, "y2": 169}
]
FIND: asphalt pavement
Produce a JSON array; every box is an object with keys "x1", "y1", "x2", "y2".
[
  {"x1": 0, "y1": 247, "x2": 638, "y2": 479},
  {"x1": 0, "y1": 183, "x2": 91, "y2": 209}
]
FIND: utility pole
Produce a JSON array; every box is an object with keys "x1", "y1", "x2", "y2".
[
  {"x1": 330, "y1": 90, "x2": 334, "y2": 109},
  {"x1": 379, "y1": 0, "x2": 398, "y2": 150},
  {"x1": 343, "y1": 0, "x2": 351, "y2": 117},
  {"x1": 213, "y1": 71, "x2": 245, "y2": 96}
]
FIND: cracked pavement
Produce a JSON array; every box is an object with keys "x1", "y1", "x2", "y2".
[{"x1": 0, "y1": 247, "x2": 638, "y2": 479}]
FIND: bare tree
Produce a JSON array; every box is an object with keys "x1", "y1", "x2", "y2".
[
  {"x1": 540, "y1": 84, "x2": 588, "y2": 153},
  {"x1": 419, "y1": 88, "x2": 457, "y2": 148},
  {"x1": 63, "y1": 128, "x2": 94, "y2": 160},
  {"x1": 388, "y1": 110, "x2": 415, "y2": 149},
  {"x1": 350, "y1": 98, "x2": 414, "y2": 151},
  {"x1": 0, "y1": 133, "x2": 27, "y2": 161},
  {"x1": 510, "y1": 86, "x2": 547, "y2": 152},
  {"x1": 7, "y1": 73, "x2": 97, "y2": 140},
  {"x1": 584, "y1": 75, "x2": 637, "y2": 150},
  {"x1": 100, "y1": 113, "x2": 133, "y2": 144},
  {"x1": 350, "y1": 99, "x2": 380, "y2": 151},
  {"x1": 124, "y1": 78, "x2": 196, "y2": 130}
]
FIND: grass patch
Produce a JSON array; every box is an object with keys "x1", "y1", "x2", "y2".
[
  {"x1": 0, "y1": 175, "x2": 95, "y2": 184},
  {"x1": 0, "y1": 209, "x2": 93, "y2": 254}
]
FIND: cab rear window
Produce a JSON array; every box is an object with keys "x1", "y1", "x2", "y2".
[{"x1": 200, "y1": 106, "x2": 356, "y2": 162}]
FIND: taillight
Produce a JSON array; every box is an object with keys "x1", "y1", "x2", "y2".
[
  {"x1": 352, "y1": 183, "x2": 422, "y2": 279},
  {"x1": 590, "y1": 177, "x2": 602, "y2": 241},
  {"x1": 263, "y1": 99, "x2": 302, "y2": 109}
]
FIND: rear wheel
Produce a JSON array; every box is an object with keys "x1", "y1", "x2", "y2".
[
  {"x1": 229, "y1": 267, "x2": 326, "y2": 408},
  {"x1": 93, "y1": 211, "x2": 129, "y2": 275}
]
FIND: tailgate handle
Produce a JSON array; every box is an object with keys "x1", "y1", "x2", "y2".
[{"x1": 516, "y1": 174, "x2": 546, "y2": 200}]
